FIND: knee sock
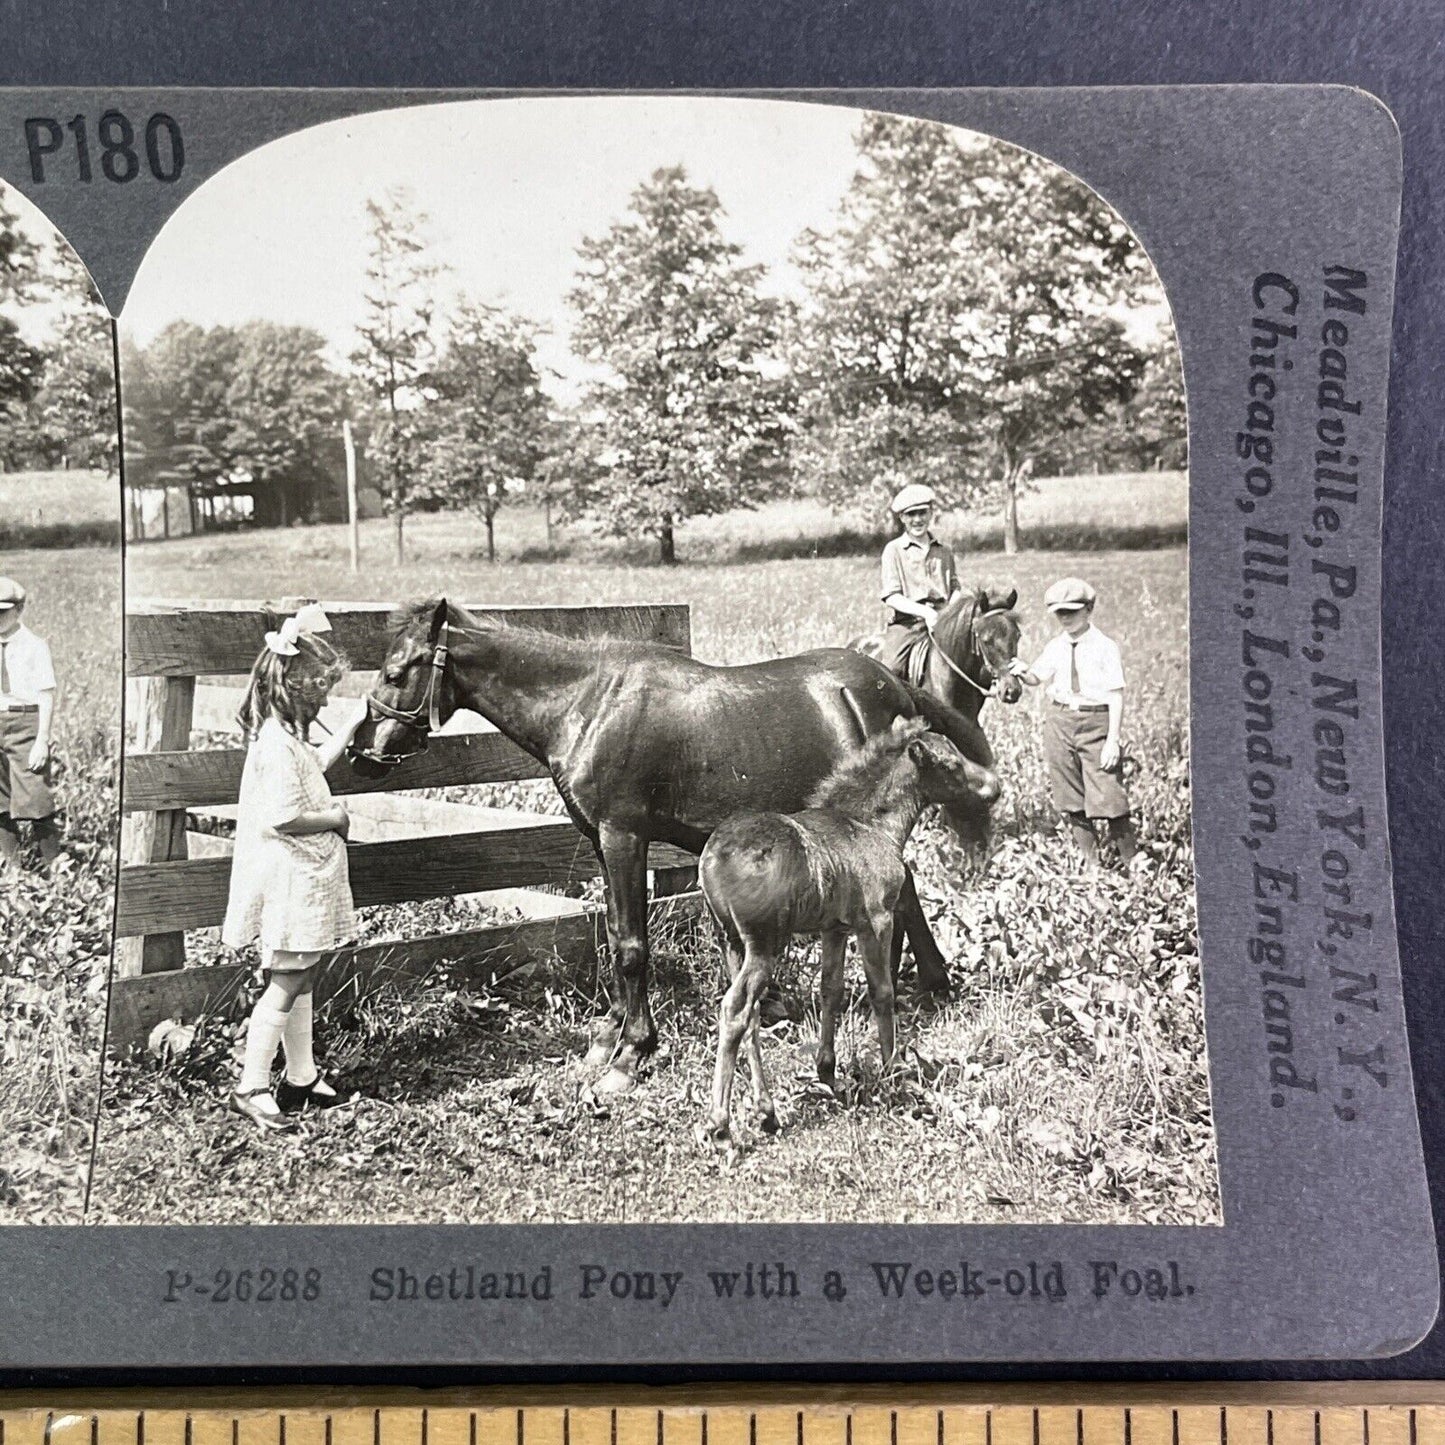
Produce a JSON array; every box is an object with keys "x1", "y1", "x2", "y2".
[
  {"x1": 1107, "y1": 813, "x2": 1139, "y2": 863},
  {"x1": 31, "y1": 815, "x2": 60, "y2": 864},
  {"x1": 282, "y1": 993, "x2": 317, "y2": 1087},
  {"x1": 0, "y1": 814, "x2": 19, "y2": 864},
  {"x1": 238, "y1": 999, "x2": 290, "y2": 1094},
  {"x1": 1064, "y1": 811, "x2": 1098, "y2": 861}
]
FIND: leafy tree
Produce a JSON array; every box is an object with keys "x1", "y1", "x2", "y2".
[
  {"x1": 350, "y1": 189, "x2": 442, "y2": 565},
  {"x1": 224, "y1": 322, "x2": 347, "y2": 524},
  {"x1": 0, "y1": 188, "x2": 40, "y2": 305},
  {"x1": 565, "y1": 166, "x2": 791, "y2": 564},
  {"x1": 417, "y1": 298, "x2": 550, "y2": 562},
  {"x1": 0, "y1": 188, "x2": 46, "y2": 469},
  {"x1": 121, "y1": 320, "x2": 242, "y2": 491},
  {"x1": 1039, "y1": 336, "x2": 1188, "y2": 477},
  {"x1": 34, "y1": 242, "x2": 117, "y2": 473},
  {"x1": 790, "y1": 114, "x2": 1161, "y2": 551}
]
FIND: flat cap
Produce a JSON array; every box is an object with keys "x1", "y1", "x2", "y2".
[
  {"x1": 1044, "y1": 576, "x2": 1097, "y2": 612},
  {"x1": 890, "y1": 483, "x2": 937, "y2": 515},
  {"x1": 0, "y1": 577, "x2": 26, "y2": 610}
]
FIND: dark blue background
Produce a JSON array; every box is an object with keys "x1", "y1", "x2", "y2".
[{"x1": 1, "y1": 0, "x2": 1442, "y2": 1385}]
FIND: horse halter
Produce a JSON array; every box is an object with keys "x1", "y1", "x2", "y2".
[
  {"x1": 355, "y1": 619, "x2": 451, "y2": 764},
  {"x1": 926, "y1": 604, "x2": 1013, "y2": 697}
]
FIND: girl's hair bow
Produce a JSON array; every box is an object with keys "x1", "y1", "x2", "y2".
[{"x1": 264, "y1": 602, "x2": 333, "y2": 657}]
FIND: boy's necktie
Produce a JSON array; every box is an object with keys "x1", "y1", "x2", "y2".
[
  {"x1": 1069, "y1": 639, "x2": 1081, "y2": 698},
  {"x1": 0, "y1": 640, "x2": 9, "y2": 698}
]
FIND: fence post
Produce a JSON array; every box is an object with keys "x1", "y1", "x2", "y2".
[{"x1": 115, "y1": 673, "x2": 196, "y2": 978}]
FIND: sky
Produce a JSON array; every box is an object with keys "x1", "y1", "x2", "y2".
[{"x1": 117, "y1": 96, "x2": 1168, "y2": 401}]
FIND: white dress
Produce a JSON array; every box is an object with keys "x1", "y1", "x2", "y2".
[{"x1": 221, "y1": 717, "x2": 355, "y2": 955}]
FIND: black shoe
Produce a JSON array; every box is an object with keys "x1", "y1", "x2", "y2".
[
  {"x1": 229, "y1": 1089, "x2": 297, "y2": 1132},
  {"x1": 275, "y1": 1075, "x2": 348, "y2": 1112}
]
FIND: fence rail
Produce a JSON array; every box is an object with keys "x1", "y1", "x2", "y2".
[{"x1": 112, "y1": 597, "x2": 697, "y2": 1054}]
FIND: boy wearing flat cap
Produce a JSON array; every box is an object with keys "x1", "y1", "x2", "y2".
[
  {"x1": 0, "y1": 577, "x2": 62, "y2": 874},
  {"x1": 1010, "y1": 576, "x2": 1142, "y2": 870},
  {"x1": 878, "y1": 483, "x2": 959, "y2": 683}
]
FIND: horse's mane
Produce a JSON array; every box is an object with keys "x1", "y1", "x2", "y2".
[
  {"x1": 808, "y1": 717, "x2": 928, "y2": 815},
  {"x1": 389, "y1": 596, "x2": 444, "y2": 637},
  {"x1": 387, "y1": 596, "x2": 642, "y2": 663}
]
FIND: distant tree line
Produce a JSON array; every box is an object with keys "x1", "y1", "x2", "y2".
[
  {"x1": 0, "y1": 191, "x2": 117, "y2": 474},
  {"x1": 121, "y1": 115, "x2": 1188, "y2": 563}
]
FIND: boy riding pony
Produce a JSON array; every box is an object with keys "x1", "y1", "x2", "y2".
[{"x1": 877, "y1": 483, "x2": 960, "y2": 686}]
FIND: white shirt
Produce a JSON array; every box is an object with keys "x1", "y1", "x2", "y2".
[
  {"x1": 0, "y1": 624, "x2": 56, "y2": 706},
  {"x1": 1030, "y1": 625, "x2": 1125, "y2": 707}
]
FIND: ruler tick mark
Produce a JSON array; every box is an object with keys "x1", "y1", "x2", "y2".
[
  {"x1": 1034, "y1": 1409, "x2": 1040, "y2": 1445},
  {"x1": 469, "y1": 1414, "x2": 476, "y2": 1445},
  {"x1": 1172, "y1": 1410, "x2": 1180, "y2": 1445},
  {"x1": 1125, "y1": 1409, "x2": 1132, "y2": 1445},
  {"x1": 1220, "y1": 1407, "x2": 1228, "y2": 1445},
  {"x1": 1077, "y1": 1407, "x2": 1085, "y2": 1445}
]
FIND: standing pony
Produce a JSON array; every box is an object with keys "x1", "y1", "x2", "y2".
[
  {"x1": 853, "y1": 587, "x2": 1023, "y2": 726},
  {"x1": 349, "y1": 599, "x2": 1000, "y2": 1095},
  {"x1": 698, "y1": 717, "x2": 991, "y2": 1147}
]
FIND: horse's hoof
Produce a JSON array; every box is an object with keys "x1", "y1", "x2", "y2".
[
  {"x1": 695, "y1": 1121, "x2": 732, "y2": 1153},
  {"x1": 583, "y1": 1040, "x2": 615, "y2": 1068},
  {"x1": 755, "y1": 1107, "x2": 780, "y2": 1135},
  {"x1": 597, "y1": 1066, "x2": 637, "y2": 1096},
  {"x1": 915, "y1": 972, "x2": 951, "y2": 998}
]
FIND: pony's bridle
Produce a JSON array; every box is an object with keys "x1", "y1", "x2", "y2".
[
  {"x1": 926, "y1": 604, "x2": 1014, "y2": 698},
  {"x1": 354, "y1": 620, "x2": 451, "y2": 765}
]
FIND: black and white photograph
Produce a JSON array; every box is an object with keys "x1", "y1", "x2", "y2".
[
  {"x1": 92, "y1": 96, "x2": 1216, "y2": 1226},
  {"x1": 0, "y1": 180, "x2": 120, "y2": 1222}
]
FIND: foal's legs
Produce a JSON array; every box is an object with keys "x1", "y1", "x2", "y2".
[
  {"x1": 742, "y1": 983, "x2": 778, "y2": 1135},
  {"x1": 706, "y1": 936, "x2": 773, "y2": 1145},
  {"x1": 815, "y1": 928, "x2": 849, "y2": 1091},
  {"x1": 859, "y1": 914, "x2": 898, "y2": 1072},
  {"x1": 896, "y1": 866, "x2": 949, "y2": 995},
  {"x1": 594, "y1": 825, "x2": 656, "y2": 1094}
]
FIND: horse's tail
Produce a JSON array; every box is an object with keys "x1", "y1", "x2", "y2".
[{"x1": 902, "y1": 681, "x2": 996, "y2": 770}]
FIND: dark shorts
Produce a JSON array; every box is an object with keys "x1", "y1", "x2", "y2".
[
  {"x1": 0, "y1": 710, "x2": 55, "y2": 821},
  {"x1": 877, "y1": 617, "x2": 933, "y2": 686},
  {"x1": 1042, "y1": 703, "x2": 1130, "y2": 819}
]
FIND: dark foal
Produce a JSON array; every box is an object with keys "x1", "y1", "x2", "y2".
[{"x1": 698, "y1": 717, "x2": 996, "y2": 1147}]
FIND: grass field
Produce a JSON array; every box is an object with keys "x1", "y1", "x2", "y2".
[
  {"x1": 128, "y1": 470, "x2": 1185, "y2": 573},
  {"x1": 94, "y1": 514, "x2": 1218, "y2": 1226},
  {"x1": 0, "y1": 471, "x2": 120, "y2": 551},
  {"x1": 0, "y1": 546, "x2": 120, "y2": 1222}
]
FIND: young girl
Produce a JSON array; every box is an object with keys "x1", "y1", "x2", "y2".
[{"x1": 221, "y1": 604, "x2": 367, "y2": 1131}]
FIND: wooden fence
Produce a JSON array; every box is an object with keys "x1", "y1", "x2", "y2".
[{"x1": 111, "y1": 598, "x2": 698, "y2": 1053}]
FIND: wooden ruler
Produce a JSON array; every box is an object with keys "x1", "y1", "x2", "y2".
[{"x1": 1, "y1": 1389, "x2": 1444, "y2": 1445}]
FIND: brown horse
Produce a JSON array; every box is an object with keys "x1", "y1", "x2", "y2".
[
  {"x1": 348, "y1": 598, "x2": 1000, "y2": 1093},
  {"x1": 852, "y1": 587, "x2": 1024, "y2": 726},
  {"x1": 698, "y1": 717, "x2": 990, "y2": 1147}
]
